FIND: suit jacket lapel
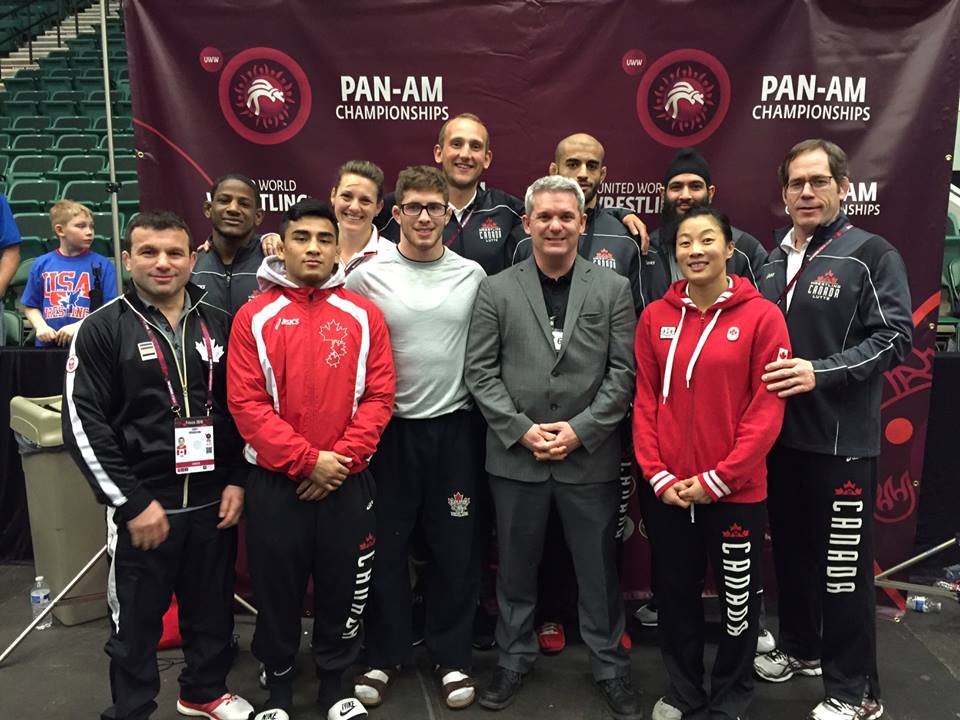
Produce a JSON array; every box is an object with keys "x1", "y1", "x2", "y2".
[
  {"x1": 516, "y1": 257, "x2": 555, "y2": 350},
  {"x1": 555, "y1": 256, "x2": 594, "y2": 365}
]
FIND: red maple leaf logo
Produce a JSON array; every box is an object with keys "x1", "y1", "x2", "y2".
[
  {"x1": 834, "y1": 480, "x2": 863, "y2": 496},
  {"x1": 815, "y1": 270, "x2": 839, "y2": 285},
  {"x1": 359, "y1": 533, "x2": 376, "y2": 551},
  {"x1": 722, "y1": 523, "x2": 749, "y2": 538}
]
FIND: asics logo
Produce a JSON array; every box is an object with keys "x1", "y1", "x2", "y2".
[{"x1": 274, "y1": 317, "x2": 300, "y2": 329}]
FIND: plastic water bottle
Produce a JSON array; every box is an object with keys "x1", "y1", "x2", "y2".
[
  {"x1": 905, "y1": 594, "x2": 942, "y2": 613},
  {"x1": 30, "y1": 576, "x2": 52, "y2": 630}
]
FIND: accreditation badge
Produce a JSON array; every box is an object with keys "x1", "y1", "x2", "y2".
[{"x1": 173, "y1": 417, "x2": 215, "y2": 474}]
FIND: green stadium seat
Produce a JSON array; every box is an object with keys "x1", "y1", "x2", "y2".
[
  {"x1": 3, "y1": 100, "x2": 40, "y2": 118},
  {"x1": 112, "y1": 154, "x2": 137, "y2": 174},
  {"x1": 74, "y1": 76, "x2": 105, "y2": 94},
  {"x1": 8, "y1": 154, "x2": 57, "y2": 179},
  {"x1": 36, "y1": 76, "x2": 75, "y2": 94},
  {"x1": 3, "y1": 309, "x2": 24, "y2": 346},
  {"x1": 117, "y1": 180, "x2": 139, "y2": 215},
  {"x1": 13, "y1": 90, "x2": 48, "y2": 103},
  {"x1": 90, "y1": 236, "x2": 112, "y2": 256},
  {"x1": 14, "y1": 68, "x2": 41, "y2": 81},
  {"x1": 10, "y1": 213, "x2": 53, "y2": 242},
  {"x1": 92, "y1": 211, "x2": 124, "y2": 237},
  {"x1": 51, "y1": 115, "x2": 92, "y2": 133},
  {"x1": 115, "y1": 99, "x2": 132, "y2": 116},
  {"x1": 42, "y1": 99, "x2": 80, "y2": 119},
  {"x1": 106, "y1": 133, "x2": 135, "y2": 151},
  {"x1": 63, "y1": 179, "x2": 108, "y2": 210},
  {"x1": 15, "y1": 236, "x2": 49, "y2": 261},
  {"x1": 78, "y1": 99, "x2": 107, "y2": 119},
  {"x1": 8, "y1": 257, "x2": 36, "y2": 310},
  {"x1": 1, "y1": 77, "x2": 38, "y2": 94},
  {"x1": 11, "y1": 134, "x2": 55, "y2": 151},
  {"x1": 0, "y1": 156, "x2": 7, "y2": 178},
  {"x1": 0, "y1": 116, "x2": 10, "y2": 129},
  {"x1": 59, "y1": 154, "x2": 105, "y2": 174},
  {"x1": 6, "y1": 179, "x2": 60, "y2": 213},
  {"x1": 92, "y1": 115, "x2": 132, "y2": 133},
  {"x1": 0, "y1": 132, "x2": 10, "y2": 148},
  {"x1": 11, "y1": 115, "x2": 51, "y2": 133},
  {"x1": 55, "y1": 133, "x2": 98, "y2": 152},
  {"x1": 51, "y1": 90, "x2": 85, "y2": 104}
]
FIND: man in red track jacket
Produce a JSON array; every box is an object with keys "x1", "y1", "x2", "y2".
[{"x1": 227, "y1": 199, "x2": 395, "y2": 720}]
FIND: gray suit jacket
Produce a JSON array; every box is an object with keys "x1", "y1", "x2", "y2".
[{"x1": 465, "y1": 255, "x2": 636, "y2": 484}]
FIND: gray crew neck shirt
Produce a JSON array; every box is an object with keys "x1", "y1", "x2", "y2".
[{"x1": 345, "y1": 243, "x2": 485, "y2": 419}]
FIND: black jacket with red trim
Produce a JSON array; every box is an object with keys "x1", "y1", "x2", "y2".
[
  {"x1": 757, "y1": 213, "x2": 912, "y2": 457},
  {"x1": 63, "y1": 284, "x2": 243, "y2": 523}
]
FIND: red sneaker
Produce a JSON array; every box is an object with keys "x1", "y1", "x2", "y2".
[
  {"x1": 536, "y1": 622, "x2": 566, "y2": 654},
  {"x1": 177, "y1": 693, "x2": 254, "y2": 720},
  {"x1": 620, "y1": 631, "x2": 632, "y2": 650}
]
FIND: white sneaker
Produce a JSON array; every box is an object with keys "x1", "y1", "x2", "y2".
[
  {"x1": 808, "y1": 697, "x2": 870, "y2": 719},
  {"x1": 176, "y1": 693, "x2": 254, "y2": 720},
  {"x1": 633, "y1": 603, "x2": 658, "y2": 627},
  {"x1": 756, "y1": 628, "x2": 776, "y2": 655},
  {"x1": 651, "y1": 696, "x2": 682, "y2": 720},
  {"x1": 754, "y1": 648, "x2": 822, "y2": 682},
  {"x1": 327, "y1": 697, "x2": 368, "y2": 719},
  {"x1": 252, "y1": 710, "x2": 290, "y2": 720}
]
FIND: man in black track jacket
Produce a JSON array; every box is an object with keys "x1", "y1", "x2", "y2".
[
  {"x1": 648, "y1": 147, "x2": 768, "y2": 296},
  {"x1": 63, "y1": 210, "x2": 251, "y2": 720},
  {"x1": 753, "y1": 139, "x2": 912, "y2": 720}
]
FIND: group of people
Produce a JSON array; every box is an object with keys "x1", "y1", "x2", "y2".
[{"x1": 52, "y1": 111, "x2": 912, "y2": 720}]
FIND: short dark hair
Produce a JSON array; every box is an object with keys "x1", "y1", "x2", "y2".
[
  {"x1": 335, "y1": 160, "x2": 385, "y2": 202},
  {"x1": 395, "y1": 165, "x2": 449, "y2": 205},
  {"x1": 437, "y1": 112, "x2": 489, "y2": 150},
  {"x1": 676, "y1": 205, "x2": 734, "y2": 247},
  {"x1": 778, "y1": 139, "x2": 848, "y2": 187},
  {"x1": 209, "y1": 173, "x2": 260, "y2": 203},
  {"x1": 279, "y1": 198, "x2": 339, "y2": 240},
  {"x1": 123, "y1": 210, "x2": 192, "y2": 251}
]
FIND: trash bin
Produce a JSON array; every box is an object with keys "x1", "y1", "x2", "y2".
[{"x1": 10, "y1": 395, "x2": 107, "y2": 626}]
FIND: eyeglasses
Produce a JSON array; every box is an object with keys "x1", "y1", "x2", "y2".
[
  {"x1": 785, "y1": 175, "x2": 834, "y2": 195},
  {"x1": 399, "y1": 202, "x2": 447, "y2": 217}
]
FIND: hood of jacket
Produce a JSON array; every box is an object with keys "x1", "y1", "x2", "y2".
[
  {"x1": 256, "y1": 254, "x2": 346, "y2": 293},
  {"x1": 659, "y1": 275, "x2": 761, "y2": 401}
]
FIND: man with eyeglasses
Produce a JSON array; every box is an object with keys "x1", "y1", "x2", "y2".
[
  {"x1": 346, "y1": 165, "x2": 487, "y2": 710},
  {"x1": 753, "y1": 139, "x2": 912, "y2": 720}
]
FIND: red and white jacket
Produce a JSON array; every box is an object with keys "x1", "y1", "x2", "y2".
[
  {"x1": 227, "y1": 256, "x2": 395, "y2": 480},
  {"x1": 633, "y1": 275, "x2": 790, "y2": 503}
]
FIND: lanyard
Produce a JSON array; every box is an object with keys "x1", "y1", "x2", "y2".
[
  {"x1": 445, "y1": 205, "x2": 476, "y2": 248},
  {"x1": 777, "y1": 223, "x2": 852, "y2": 306},
  {"x1": 137, "y1": 312, "x2": 214, "y2": 417}
]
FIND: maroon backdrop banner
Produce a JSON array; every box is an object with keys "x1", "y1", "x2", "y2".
[{"x1": 125, "y1": 0, "x2": 960, "y2": 599}]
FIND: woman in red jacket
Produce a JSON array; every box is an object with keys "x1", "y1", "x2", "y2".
[{"x1": 633, "y1": 206, "x2": 790, "y2": 720}]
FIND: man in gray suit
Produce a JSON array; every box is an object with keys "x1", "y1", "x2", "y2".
[{"x1": 465, "y1": 176, "x2": 641, "y2": 720}]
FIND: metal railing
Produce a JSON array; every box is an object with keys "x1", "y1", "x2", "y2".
[{"x1": 0, "y1": 0, "x2": 96, "y2": 72}]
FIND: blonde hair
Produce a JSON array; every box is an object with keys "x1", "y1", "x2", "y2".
[{"x1": 49, "y1": 200, "x2": 94, "y2": 234}]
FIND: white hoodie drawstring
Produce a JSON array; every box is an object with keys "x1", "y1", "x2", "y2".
[
  {"x1": 661, "y1": 306, "x2": 686, "y2": 403},
  {"x1": 685, "y1": 309, "x2": 722, "y2": 388}
]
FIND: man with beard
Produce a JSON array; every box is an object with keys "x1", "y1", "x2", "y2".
[
  {"x1": 650, "y1": 148, "x2": 768, "y2": 292},
  {"x1": 511, "y1": 133, "x2": 652, "y2": 313},
  {"x1": 192, "y1": 173, "x2": 268, "y2": 316}
]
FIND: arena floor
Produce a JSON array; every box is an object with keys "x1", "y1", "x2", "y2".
[{"x1": 0, "y1": 564, "x2": 958, "y2": 719}]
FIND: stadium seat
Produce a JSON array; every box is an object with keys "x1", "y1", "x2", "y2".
[
  {"x1": 54, "y1": 133, "x2": 99, "y2": 152},
  {"x1": 15, "y1": 236, "x2": 49, "y2": 262},
  {"x1": 117, "y1": 180, "x2": 139, "y2": 215},
  {"x1": 90, "y1": 237, "x2": 112, "y2": 256},
  {"x1": 92, "y1": 115, "x2": 132, "y2": 133},
  {"x1": 13, "y1": 68, "x2": 41, "y2": 81},
  {"x1": 92, "y1": 211, "x2": 125, "y2": 237},
  {"x1": 11, "y1": 133, "x2": 55, "y2": 152},
  {"x1": 8, "y1": 154, "x2": 57, "y2": 180},
  {"x1": 10, "y1": 213, "x2": 54, "y2": 243},
  {"x1": 3, "y1": 309, "x2": 23, "y2": 346},
  {"x1": 112, "y1": 154, "x2": 137, "y2": 174},
  {"x1": 36, "y1": 75, "x2": 75, "y2": 94},
  {"x1": 62, "y1": 179, "x2": 108, "y2": 210},
  {"x1": 8, "y1": 257, "x2": 36, "y2": 310},
  {"x1": 6, "y1": 179, "x2": 60, "y2": 213},
  {"x1": 51, "y1": 116, "x2": 92, "y2": 133},
  {"x1": 10, "y1": 115, "x2": 52, "y2": 133},
  {"x1": 3, "y1": 100, "x2": 39, "y2": 118},
  {"x1": 12, "y1": 90, "x2": 48, "y2": 103},
  {"x1": 42, "y1": 99, "x2": 80, "y2": 119},
  {"x1": 107, "y1": 133, "x2": 135, "y2": 151},
  {"x1": 0, "y1": 156, "x2": 7, "y2": 178},
  {"x1": 1, "y1": 77, "x2": 37, "y2": 94},
  {"x1": 0, "y1": 116, "x2": 10, "y2": 129},
  {"x1": 51, "y1": 90, "x2": 85, "y2": 104}
]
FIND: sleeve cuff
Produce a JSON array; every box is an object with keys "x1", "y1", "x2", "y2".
[
  {"x1": 294, "y1": 447, "x2": 320, "y2": 480},
  {"x1": 699, "y1": 469, "x2": 731, "y2": 501},
  {"x1": 649, "y1": 470, "x2": 678, "y2": 497},
  {"x1": 115, "y1": 488, "x2": 153, "y2": 523}
]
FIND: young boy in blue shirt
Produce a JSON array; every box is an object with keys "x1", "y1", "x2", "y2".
[{"x1": 20, "y1": 200, "x2": 119, "y2": 347}]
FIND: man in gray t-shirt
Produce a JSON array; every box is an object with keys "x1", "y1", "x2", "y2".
[{"x1": 346, "y1": 165, "x2": 485, "y2": 710}]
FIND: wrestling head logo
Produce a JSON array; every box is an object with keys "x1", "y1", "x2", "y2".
[
  {"x1": 218, "y1": 47, "x2": 312, "y2": 145},
  {"x1": 636, "y1": 49, "x2": 730, "y2": 147}
]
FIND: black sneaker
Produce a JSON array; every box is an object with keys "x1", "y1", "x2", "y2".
[
  {"x1": 597, "y1": 677, "x2": 644, "y2": 720},
  {"x1": 478, "y1": 667, "x2": 524, "y2": 711}
]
